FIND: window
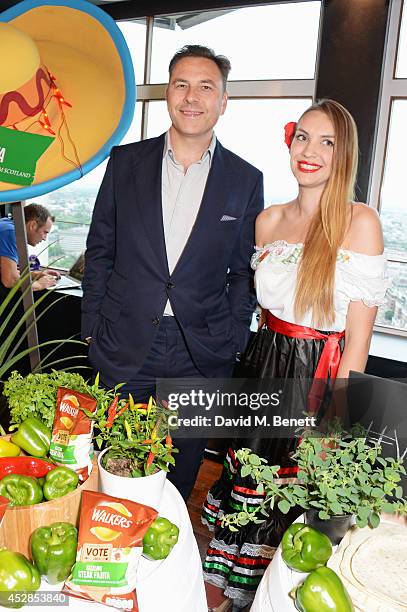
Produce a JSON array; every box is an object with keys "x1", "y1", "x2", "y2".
[
  {"x1": 28, "y1": 101, "x2": 142, "y2": 269},
  {"x1": 370, "y1": 0, "x2": 407, "y2": 334},
  {"x1": 144, "y1": 2, "x2": 321, "y2": 205},
  {"x1": 147, "y1": 98, "x2": 311, "y2": 203},
  {"x1": 150, "y1": 3, "x2": 321, "y2": 83},
  {"x1": 28, "y1": 3, "x2": 322, "y2": 268}
]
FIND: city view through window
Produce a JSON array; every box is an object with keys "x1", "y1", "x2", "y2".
[{"x1": 26, "y1": 4, "x2": 406, "y2": 333}]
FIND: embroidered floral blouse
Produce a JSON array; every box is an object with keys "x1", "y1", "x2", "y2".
[{"x1": 251, "y1": 240, "x2": 389, "y2": 332}]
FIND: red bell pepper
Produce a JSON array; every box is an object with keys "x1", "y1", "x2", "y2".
[{"x1": 0, "y1": 456, "x2": 55, "y2": 479}]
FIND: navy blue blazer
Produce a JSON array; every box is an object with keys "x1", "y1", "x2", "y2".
[{"x1": 82, "y1": 134, "x2": 264, "y2": 387}]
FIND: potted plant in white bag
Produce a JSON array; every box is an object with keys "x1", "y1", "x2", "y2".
[{"x1": 85, "y1": 395, "x2": 178, "y2": 508}]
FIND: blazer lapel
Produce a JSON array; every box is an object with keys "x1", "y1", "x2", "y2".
[
  {"x1": 132, "y1": 134, "x2": 169, "y2": 275},
  {"x1": 172, "y1": 141, "x2": 234, "y2": 274}
]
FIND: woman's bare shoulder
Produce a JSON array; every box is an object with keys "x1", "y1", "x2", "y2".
[
  {"x1": 256, "y1": 201, "x2": 295, "y2": 225},
  {"x1": 256, "y1": 202, "x2": 294, "y2": 245},
  {"x1": 348, "y1": 203, "x2": 384, "y2": 255}
]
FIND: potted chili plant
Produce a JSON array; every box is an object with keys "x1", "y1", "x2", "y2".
[{"x1": 89, "y1": 395, "x2": 178, "y2": 509}]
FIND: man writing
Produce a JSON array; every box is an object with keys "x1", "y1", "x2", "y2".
[
  {"x1": 82, "y1": 45, "x2": 264, "y2": 499},
  {"x1": 0, "y1": 203, "x2": 58, "y2": 292}
]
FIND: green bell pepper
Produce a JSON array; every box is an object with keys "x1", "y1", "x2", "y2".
[
  {"x1": 282, "y1": 523, "x2": 333, "y2": 572},
  {"x1": 292, "y1": 566, "x2": 354, "y2": 612},
  {"x1": 43, "y1": 466, "x2": 79, "y2": 500},
  {"x1": 11, "y1": 417, "x2": 51, "y2": 458},
  {"x1": 142, "y1": 516, "x2": 179, "y2": 560},
  {"x1": 0, "y1": 549, "x2": 40, "y2": 609},
  {"x1": 30, "y1": 522, "x2": 78, "y2": 584},
  {"x1": 0, "y1": 474, "x2": 43, "y2": 506}
]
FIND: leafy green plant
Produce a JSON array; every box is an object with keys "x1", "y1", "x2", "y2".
[
  {"x1": 280, "y1": 430, "x2": 407, "y2": 528},
  {"x1": 88, "y1": 395, "x2": 178, "y2": 477},
  {"x1": 220, "y1": 449, "x2": 281, "y2": 532},
  {"x1": 3, "y1": 371, "x2": 118, "y2": 430},
  {"x1": 222, "y1": 427, "x2": 407, "y2": 531}
]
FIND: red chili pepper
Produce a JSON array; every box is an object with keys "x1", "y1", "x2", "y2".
[
  {"x1": 146, "y1": 452, "x2": 155, "y2": 470},
  {"x1": 115, "y1": 402, "x2": 129, "y2": 419},
  {"x1": 106, "y1": 395, "x2": 119, "y2": 428},
  {"x1": 141, "y1": 439, "x2": 153, "y2": 445},
  {"x1": 165, "y1": 435, "x2": 172, "y2": 446},
  {"x1": 0, "y1": 456, "x2": 56, "y2": 479}
]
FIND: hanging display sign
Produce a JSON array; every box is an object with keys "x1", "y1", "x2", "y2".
[{"x1": 0, "y1": 126, "x2": 54, "y2": 186}]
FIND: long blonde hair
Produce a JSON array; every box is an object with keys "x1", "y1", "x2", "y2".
[{"x1": 294, "y1": 99, "x2": 358, "y2": 328}]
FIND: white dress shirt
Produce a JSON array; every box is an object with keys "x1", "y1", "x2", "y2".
[{"x1": 162, "y1": 131, "x2": 216, "y2": 315}]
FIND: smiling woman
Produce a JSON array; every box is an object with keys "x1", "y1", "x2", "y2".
[{"x1": 202, "y1": 99, "x2": 389, "y2": 607}]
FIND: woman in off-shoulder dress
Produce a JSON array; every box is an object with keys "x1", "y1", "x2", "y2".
[{"x1": 202, "y1": 99, "x2": 389, "y2": 608}]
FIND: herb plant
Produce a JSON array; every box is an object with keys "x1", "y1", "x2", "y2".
[
  {"x1": 222, "y1": 427, "x2": 407, "y2": 531},
  {"x1": 3, "y1": 371, "x2": 118, "y2": 430}
]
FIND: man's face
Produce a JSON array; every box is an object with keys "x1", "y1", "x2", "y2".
[
  {"x1": 26, "y1": 216, "x2": 53, "y2": 247},
  {"x1": 166, "y1": 57, "x2": 228, "y2": 140}
]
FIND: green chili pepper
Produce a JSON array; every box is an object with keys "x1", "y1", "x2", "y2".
[
  {"x1": 282, "y1": 523, "x2": 333, "y2": 572},
  {"x1": 142, "y1": 516, "x2": 179, "y2": 560},
  {"x1": 11, "y1": 417, "x2": 51, "y2": 458},
  {"x1": 0, "y1": 474, "x2": 43, "y2": 506},
  {"x1": 30, "y1": 522, "x2": 78, "y2": 584},
  {"x1": 292, "y1": 566, "x2": 355, "y2": 612},
  {"x1": 0, "y1": 549, "x2": 40, "y2": 608},
  {"x1": 43, "y1": 466, "x2": 79, "y2": 500}
]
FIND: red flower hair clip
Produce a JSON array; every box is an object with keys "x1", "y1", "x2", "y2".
[{"x1": 284, "y1": 121, "x2": 297, "y2": 149}]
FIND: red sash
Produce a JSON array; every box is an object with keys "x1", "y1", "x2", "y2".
[{"x1": 266, "y1": 312, "x2": 345, "y2": 379}]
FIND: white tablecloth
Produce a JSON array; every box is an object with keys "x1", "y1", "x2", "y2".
[
  {"x1": 23, "y1": 480, "x2": 207, "y2": 612},
  {"x1": 250, "y1": 516, "x2": 313, "y2": 612},
  {"x1": 249, "y1": 542, "x2": 306, "y2": 612}
]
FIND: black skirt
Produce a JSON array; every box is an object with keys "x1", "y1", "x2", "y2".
[{"x1": 202, "y1": 325, "x2": 344, "y2": 608}]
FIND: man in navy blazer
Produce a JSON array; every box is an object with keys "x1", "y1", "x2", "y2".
[{"x1": 82, "y1": 45, "x2": 264, "y2": 499}]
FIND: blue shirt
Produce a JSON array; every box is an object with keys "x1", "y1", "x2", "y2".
[{"x1": 0, "y1": 217, "x2": 18, "y2": 263}]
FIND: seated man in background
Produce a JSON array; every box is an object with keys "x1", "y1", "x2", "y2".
[{"x1": 0, "y1": 203, "x2": 59, "y2": 293}]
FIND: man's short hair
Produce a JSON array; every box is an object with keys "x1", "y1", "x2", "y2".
[
  {"x1": 24, "y1": 203, "x2": 54, "y2": 226},
  {"x1": 168, "y1": 44, "x2": 231, "y2": 91}
]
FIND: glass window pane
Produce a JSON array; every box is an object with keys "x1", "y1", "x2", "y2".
[
  {"x1": 147, "y1": 98, "x2": 311, "y2": 204},
  {"x1": 151, "y1": 2, "x2": 321, "y2": 83},
  {"x1": 118, "y1": 20, "x2": 147, "y2": 85},
  {"x1": 27, "y1": 102, "x2": 142, "y2": 269},
  {"x1": 395, "y1": 0, "x2": 407, "y2": 77},
  {"x1": 376, "y1": 261, "x2": 407, "y2": 332},
  {"x1": 380, "y1": 101, "x2": 407, "y2": 261}
]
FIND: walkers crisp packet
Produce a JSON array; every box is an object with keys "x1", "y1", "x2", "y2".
[
  {"x1": 64, "y1": 491, "x2": 157, "y2": 611},
  {"x1": 49, "y1": 388, "x2": 97, "y2": 481}
]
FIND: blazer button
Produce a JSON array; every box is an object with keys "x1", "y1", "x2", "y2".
[
  {"x1": 152, "y1": 316, "x2": 160, "y2": 326},
  {"x1": 166, "y1": 282, "x2": 175, "y2": 290}
]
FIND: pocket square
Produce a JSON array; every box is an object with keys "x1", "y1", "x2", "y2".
[{"x1": 220, "y1": 214, "x2": 237, "y2": 221}]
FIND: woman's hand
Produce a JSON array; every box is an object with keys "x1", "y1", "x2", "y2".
[{"x1": 257, "y1": 308, "x2": 267, "y2": 329}]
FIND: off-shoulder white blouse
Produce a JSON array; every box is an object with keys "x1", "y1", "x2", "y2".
[{"x1": 252, "y1": 240, "x2": 389, "y2": 332}]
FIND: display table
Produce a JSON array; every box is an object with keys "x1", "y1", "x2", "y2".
[
  {"x1": 250, "y1": 520, "x2": 307, "y2": 612},
  {"x1": 23, "y1": 480, "x2": 207, "y2": 612},
  {"x1": 250, "y1": 515, "x2": 407, "y2": 612}
]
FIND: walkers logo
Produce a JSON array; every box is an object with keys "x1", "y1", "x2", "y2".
[
  {"x1": 0, "y1": 126, "x2": 53, "y2": 186},
  {"x1": 91, "y1": 504, "x2": 133, "y2": 532}
]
